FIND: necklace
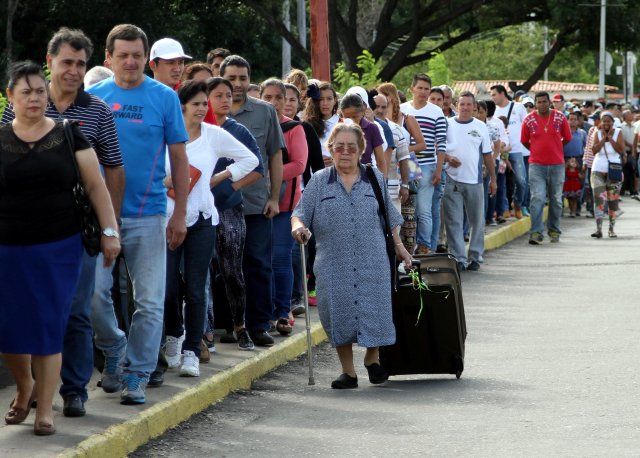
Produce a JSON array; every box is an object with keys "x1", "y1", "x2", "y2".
[{"x1": 539, "y1": 111, "x2": 552, "y2": 133}]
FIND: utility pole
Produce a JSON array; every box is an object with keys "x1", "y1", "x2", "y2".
[
  {"x1": 310, "y1": 0, "x2": 330, "y2": 81},
  {"x1": 297, "y1": 0, "x2": 306, "y2": 50},
  {"x1": 543, "y1": 26, "x2": 549, "y2": 81},
  {"x1": 598, "y1": 0, "x2": 606, "y2": 99}
]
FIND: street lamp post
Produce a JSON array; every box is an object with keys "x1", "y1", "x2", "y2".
[{"x1": 598, "y1": 0, "x2": 606, "y2": 99}]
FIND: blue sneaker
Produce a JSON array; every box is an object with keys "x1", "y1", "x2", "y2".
[
  {"x1": 521, "y1": 207, "x2": 530, "y2": 217},
  {"x1": 120, "y1": 374, "x2": 147, "y2": 405},
  {"x1": 101, "y1": 355, "x2": 123, "y2": 393}
]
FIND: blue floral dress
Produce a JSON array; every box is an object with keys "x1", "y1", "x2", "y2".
[{"x1": 292, "y1": 165, "x2": 403, "y2": 347}]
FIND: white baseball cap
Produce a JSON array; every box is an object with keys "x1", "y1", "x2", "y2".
[
  {"x1": 150, "y1": 38, "x2": 192, "y2": 61},
  {"x1": 345, "y1": 86, "x2": 370, "y2": 108}
]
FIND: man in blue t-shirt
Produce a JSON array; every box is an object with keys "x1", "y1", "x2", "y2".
[{"x1": 87, "y1": 24, "x2": 189, "y2": 405}]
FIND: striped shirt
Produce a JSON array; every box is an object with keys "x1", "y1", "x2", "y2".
[
  {"x1": 400, "y1": 101, "x2": 447, "y2": 166},
  {"x1": 1, "y1": 89, "x2": 123, "y2": 167}
]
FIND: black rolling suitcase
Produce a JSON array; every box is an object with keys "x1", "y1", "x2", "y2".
[{"x1": 380, "y1": 253, "x2": 467, "y2": 378}]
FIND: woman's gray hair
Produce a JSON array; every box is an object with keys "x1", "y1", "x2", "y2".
[{"x1": 326, "y1": 123, "x2": 366, "y2": 156}]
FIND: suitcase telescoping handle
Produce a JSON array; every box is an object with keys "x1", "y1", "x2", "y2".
[{"x1": 396, "y1": 260, "x2": 422, "y2": 286}]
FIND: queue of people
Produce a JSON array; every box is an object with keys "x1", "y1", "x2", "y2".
[{"x1": 1, "y1": 22, "x2": 637, "y2": 436}]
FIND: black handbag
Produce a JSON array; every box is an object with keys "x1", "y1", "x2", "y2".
[
  {"x1": 63, "y1": 120, "x2": 101, "y2": 257},
  {"x1": 365, "y1": 165, "x2": 396, "y2": 289},
  {"x1": 602, "y1": 133, "x2": 623, "y2": 182}
]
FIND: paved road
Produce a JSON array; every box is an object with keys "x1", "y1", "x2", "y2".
[{"x1": 133, "y1": 202, "x2": 640, "y2": 457}]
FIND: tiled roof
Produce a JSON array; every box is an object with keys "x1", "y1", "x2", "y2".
[{"x1": 453, "y1": 80, "x2": 618, "y2": 96}]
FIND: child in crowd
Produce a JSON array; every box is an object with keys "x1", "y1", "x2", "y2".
[{"x1": 564, "y1": 157, "x2": 583, "y2": 217}]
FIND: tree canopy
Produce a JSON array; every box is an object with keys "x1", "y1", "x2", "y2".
[{"x1": 1, "y1": 0, "x2": 638, "y2": 92}]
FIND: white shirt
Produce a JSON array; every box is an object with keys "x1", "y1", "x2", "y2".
[
  {"x1": 592, "y1": 128, "x2": 622, "y2": 174},
  {"x1": 166, "y1": 123, "x2": 259, "y2": 226},
  {"x1": 320, "y1": 114, "x2": 340, "y2": 157},
  {"x1": 494, "y1": 101, "x2": 528, "y2": 154},
  {"x1": 445, "y1": 117, "x2": 492, "y2": 184}
]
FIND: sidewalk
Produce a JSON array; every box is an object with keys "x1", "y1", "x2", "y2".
[{"x1": 0, "y1": 210, "x2": 539, "y2": 457}]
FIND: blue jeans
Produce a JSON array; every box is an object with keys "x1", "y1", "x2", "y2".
[
  {"x1": 165, "y1": 214, "x2": 216, "y2": 356},
  {"x1": 416, "y1": 163, "x2": 437, "y2": 247},
  {"x1": 91, "y1": 215, "x2": 167, "y2": 378},
  {"x1": 430, "y1": 170, "x2": 445, "y2": 250},
  {"x1": 443, "y1": 177, "x2": 485, "y2": 265},
  {"x1": 528, "y1": 164, "x2": 565, "y2": 235},
  {"x1": 509, "y1": 152, "x2": 527, "y2": 208},
  {"x1": 244, "y1": 214, "x2": 273, "y2": 332},
  {"x1": 522, "y1": 155, "x2": 531, "y2": 208},
  {"x1": 272, "y1": 211, "x2": 294, "y2": 320},
  {"x1": 60, "y1": 251, "x2": 97, "y2": 402},
  {"x1": 486, "y1": 160, "x2": 507, "y2": 220}
]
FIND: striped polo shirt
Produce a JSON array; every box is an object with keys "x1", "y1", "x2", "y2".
[
  {"x1": 1, "y1": 89, "x2": 123, "y2": 167},
  {"x1": 400, "y1": 101, "x2": 447, "y2": 166}
]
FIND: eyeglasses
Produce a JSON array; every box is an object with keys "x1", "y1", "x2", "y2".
[{"x1": 333, "y1": 143, "x2": 359, "y2": 154}]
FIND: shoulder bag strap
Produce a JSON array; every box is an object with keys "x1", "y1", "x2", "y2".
[
  {"x1": 365, "y1": 165, "x2": 397, "y2": 288},
  {"x1": 506, "y1": 102, "x2": 514, "y2": 124},
  {"x1": 62, "y1": 119, "x2": 81, "y2": 182}
]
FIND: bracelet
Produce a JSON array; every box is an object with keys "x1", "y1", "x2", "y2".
[
  {"x1": 400, "y1": 183, "x2": 410, "y2": 189},
  {"x1": 395, "y1": 242, "x2": 404, "y2": 246}
]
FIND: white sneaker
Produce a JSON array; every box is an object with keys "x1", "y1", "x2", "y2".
[
  {"x1": 179, "y1": 350, "x2": 200, "y2": 377},
  {"x1": 165, "y1": 335, "x2": 183, "y2": 369}
]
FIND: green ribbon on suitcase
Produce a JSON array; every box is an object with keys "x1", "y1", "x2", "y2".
[{"x1": 408, "y1": 268, "x2": 449, "y2": 326}]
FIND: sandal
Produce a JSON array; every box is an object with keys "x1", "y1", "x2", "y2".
[
  {"x1": 5, "y1": 396, "x2": 34, "y2": 425},
  {"x1": 34, "y1": 420, "x2": 55, "y2": 436},
  {"x1": 275, "y1": 318, "x2": 292, "y2": 336}
]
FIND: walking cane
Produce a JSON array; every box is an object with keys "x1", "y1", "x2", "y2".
[{"x1": 299, "y1": 237, "x2": 315, "y2": 386}]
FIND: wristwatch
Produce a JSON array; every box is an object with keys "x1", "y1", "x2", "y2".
[
  {"x1": 400, "y1": 183, "x2": 410, "y2": 189},
  {"x1": 102, "y1": 227, "x2": 120, "y2": 239}
]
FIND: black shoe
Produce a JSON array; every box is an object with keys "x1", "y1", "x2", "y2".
[
  {"x1": 364, "y1": 362, "x2": 389, "y2": 384},
  {"x1": 466, "y1": 260, "x2": 481, "y2": 271},
  {"x1": 147, "y1": 369, "x2": 164, "y2": 387},
  {"x1": 250, "y1": 330, "x2": 275, "y2": 347},
  {"x1": 331, "y1": 373, "x2": 358, "y2": 389},
  {"x1": 62, "y1": 394, "x2": 85, "y2": 417},
  {"x1": 436, "y1": 244, "x2": 448, "y2": 253},
  {"x1": 456, "y1": 261, "x2": 466, "y2": 272},
  {"x1": 219, "y1": 332, "x2": 237, "y2": 344}
]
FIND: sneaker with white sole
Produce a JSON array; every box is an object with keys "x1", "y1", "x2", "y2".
[
  {"x1": 164, "y1": 335, "x2": 183, "y2": 369},
  {"x1": 120, "y1": 373, "x2": 147, "y2": 405},
  {"x1": 234, "y1": 328, "x2": 255, "y2": 351},
  {"x1": 179, "y1": 351, "x2": 200, "y2": 377}
]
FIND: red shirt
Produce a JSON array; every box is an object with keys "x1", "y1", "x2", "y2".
[{"x1": 521, "y1": 110, "x2": 571, "y2": 165}]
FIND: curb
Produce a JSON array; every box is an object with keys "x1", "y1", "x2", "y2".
[
  {"x1": 484, "y1": 208, "x2": 547, "y2": 252},
  {"x1": 57, "y1": 325, "x2": 327, "y2": 458},
  {"x1": 57, "y1": 210, "x2": 543, "y2": 457}
]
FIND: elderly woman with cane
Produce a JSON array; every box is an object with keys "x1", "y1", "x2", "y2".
[{"x1": 291, "y1": 123, "x2": 412, "y2": 389}]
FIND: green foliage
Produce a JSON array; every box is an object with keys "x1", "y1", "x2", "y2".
[
  {"x1": 425, "y1": 52, "x2": 450, "y2": 87},
  {"x1": 391, "y1": 23, "x2": 605, "y2": 92},
  {"x1": 0, "y1": 91, "x2": 6, "y2": 119},
  {"x1": 332, "y1": 50, "x2": 382, "y2": 93}
]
